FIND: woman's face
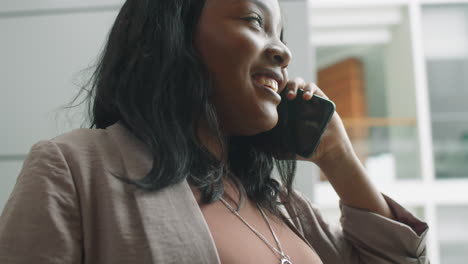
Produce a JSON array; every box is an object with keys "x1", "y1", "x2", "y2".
[{"x1": 195, "y1": 0, "x2": 292, "y2": 136}]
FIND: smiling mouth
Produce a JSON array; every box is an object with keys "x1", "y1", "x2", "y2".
[{"x1": 252, "y1": 75, "x2": 279, "y2": 93}]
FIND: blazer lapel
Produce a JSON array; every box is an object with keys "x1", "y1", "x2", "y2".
[
  {"x1": 134, "y1": 180, "x2": 220, "y2": 264},
  {"x1": 107, "y1": 122, "x2": 220, "y2": 264},
  {"x1": 106, "y1": 121, "x2": 315, "y2": 263}
]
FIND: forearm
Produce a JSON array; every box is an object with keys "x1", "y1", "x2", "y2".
[{"x1": 316, "y1": 148, "x2": 396, "y2": 220}]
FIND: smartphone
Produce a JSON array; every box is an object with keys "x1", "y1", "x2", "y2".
[
  {"x1": 252, "y1": 89, "x2": 336, "y2": 159},
  {"x1": 285, "y1": 89, "x2": 335, "y2": 158}
]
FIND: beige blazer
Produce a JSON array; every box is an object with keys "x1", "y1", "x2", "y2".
[{"x1": 0, "y1": 122, "x2": 429, "y2": 263}]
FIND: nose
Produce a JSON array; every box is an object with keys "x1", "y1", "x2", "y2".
[{"x1": 267, "y1": 41, "x2": 292, "y2": 69}]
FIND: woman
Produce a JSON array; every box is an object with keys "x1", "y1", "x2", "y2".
[{"x1": 0, "y1": 0, "x2": 429, "y2": 263}]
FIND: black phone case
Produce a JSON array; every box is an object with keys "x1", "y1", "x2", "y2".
[
  {"x1": 252, "y1": 89, "x2": 335, "y2": 159},
  {"x1": 287, "y1": 89, "x2": 335, "y2": 158}
]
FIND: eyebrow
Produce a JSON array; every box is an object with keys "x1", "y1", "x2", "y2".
[{"x1": 249, "y1": 0, "x2": 284, "y2": 35}]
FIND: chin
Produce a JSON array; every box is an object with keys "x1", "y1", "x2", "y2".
[
  {"x1": 242, "y1": 110, "x2": 279, "y2": 136},
  {"x1": 220, "y1": 98, "x2": 279, "y2": 136},
  {"x1": 261, "y1": 103, "x2": 280, "y2": 128},
  {"x1": 261, "y1": 114, "x2": 279, "y2": 132}
]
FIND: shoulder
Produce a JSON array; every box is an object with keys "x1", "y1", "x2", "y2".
[
  {"x1": 40, "y1": 122, "x2": 143, "y2": 164},
  {"x1": 21, "y1": 127, "x2": 107, "y2": 171},
  {"x1": 25, "y1": 122, "x2": 147, "y2": 180},
  {"x1": 49, "y1": 126, "x2": 113, "y2": 155},
  {"x1": 21, "y1": 126, "x2": 119, "y2": 183},
  {"x1": 41, "y1": 122, "x2": 152, "y2": 181}
]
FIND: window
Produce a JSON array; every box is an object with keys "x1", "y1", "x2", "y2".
[
  {"x1": 310, "y1": 2, "x2": 468, "y2": 263},
  {"x1": 422, "y1": 4, "x2": 468, "y2": 179}
]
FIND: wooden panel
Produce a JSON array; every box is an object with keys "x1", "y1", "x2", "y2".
[
  {"x1": 317, "y1": 58, "x2": 369, "y2": 180},
  {"x1": 318, "y1": 58, "x2": 368, "y2": 139},
  {"x1": 318, "y1": 58, "x2": 367, "y2": 120}
]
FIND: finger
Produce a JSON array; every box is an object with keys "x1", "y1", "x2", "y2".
[
  {"x1": 286, "y1": 77, "x2": 305, "y2": 100},
  {"x1": 302, "y1": 82, "x2": 318, "y2": 100}
]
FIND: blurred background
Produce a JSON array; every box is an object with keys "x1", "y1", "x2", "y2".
[{"x1": 1, "y1": 0, "x2": 467, "y2": 263}]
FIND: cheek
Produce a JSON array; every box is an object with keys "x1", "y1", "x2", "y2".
[
  {"x1": 197, "y1": 26, "x2": 263, "y2": 104},
  {"x1": 196, "y1": 26, "x2": 261, "y2": 77},
  {"x1": 195, "y1": 24, "x2": 276, "y2": 135}
]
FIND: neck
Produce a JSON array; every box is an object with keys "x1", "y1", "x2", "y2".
[
  {"x1": 196, "y1": 118, "x2": 228, "y2": 161},
  {"x1": 195, "y1": 119, "x2": 244, "y2": 204}
]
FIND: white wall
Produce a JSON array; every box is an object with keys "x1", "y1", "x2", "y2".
[
  {"x1": 0, "y1": 10, "x2": 119, "y2": 155},
  {"x1": 422, "y1": 6, "x2": 468, "y2": 59},
  {"x1": 384, "y1": 9, "x2": 422, "y2": 180},
  {"x1": 0, "y1": 3, "x2": 120, "y2": 212}
]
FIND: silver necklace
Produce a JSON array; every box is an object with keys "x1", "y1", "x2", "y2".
[{"x1": 219, "y1": 197, "x2": 293, "y2": 264}]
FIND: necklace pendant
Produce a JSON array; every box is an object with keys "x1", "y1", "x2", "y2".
[{"x1": 281, "y1": 257, "x2": 293, "y2": 264}]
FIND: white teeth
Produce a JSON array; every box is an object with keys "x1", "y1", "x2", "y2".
[{"x1": 257, "y1": 76, "x2": 278, "y2": 92}]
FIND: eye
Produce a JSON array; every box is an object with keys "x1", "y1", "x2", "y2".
[{"x1": 244, "y1": 14, "x2": 264, "y2": 29}]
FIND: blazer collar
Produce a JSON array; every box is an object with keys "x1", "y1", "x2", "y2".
[
  {"x1": 106, "y1": 121, "x2": 220, "y2": 263},
  {"x1": 133, "y1": 179, "x2": 220, "y2": 263},
  {"x1": 105, "y1": 121, "x2": 313, "y2": 263}
]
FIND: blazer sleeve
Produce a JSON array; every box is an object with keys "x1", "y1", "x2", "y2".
[
  {"x1": 0, "y1": 140, "x2": 82, "y2": 264},
  {"x1": 294, "y1": 190, "x2": 429, "y2": 264}
]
